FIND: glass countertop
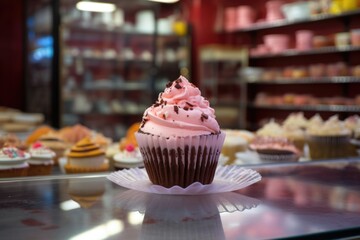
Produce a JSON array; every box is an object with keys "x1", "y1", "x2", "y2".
[{"x1": 0, "y1": 159, "x2": 360, "y2": 240}]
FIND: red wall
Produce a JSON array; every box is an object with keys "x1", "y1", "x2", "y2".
[{"x1": 0, "y1": 0, "x2": 24, "y2": 110}]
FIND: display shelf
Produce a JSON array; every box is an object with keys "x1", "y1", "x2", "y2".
[
  {"x1": 66, "y1": 55, "x2": 153, "y2": 63},
  {"x1": 248, "y1": 76, "x2": 360, "y2": 84},
  {"x1": 203, "y1": 78, "x2": 241, "y2": 86},
  {"x1": 233, "y1": 9, "x2": 360, "y2": 33},
  {"x1": 250, "y1": 46, "x2": 360, "y2": 59},
  {"x1": 75, "y1": 111, "x2": 145, "y2": 116},
  {"x1": 83, "y1": 82, "x2": 149, "y2": 91},
  {"x1": 210, "y1": 100, "x2": 243, "y2": 107},
  {"x1": 63, "y1": 23, "x2": 156, "y2": 36},
  {"x1": 249, "y1": 103, "x2": 360, "y2": 112}
]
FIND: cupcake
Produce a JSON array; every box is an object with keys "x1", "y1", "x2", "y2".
[
  {"x1": 221, "y1": 129, "x2": 252, "y2": 165},
  {"x1": 39, "y1": 132, "x2": 67, "y2": 165},
  {"x1": 249, "y1": 136, "x2": 301, "y2": 163},
  {"x1": 306, "y1": 115, "x2": 356, "y2": 160},
  {"x1": 27, "y1": 142, "x2": 55, "y2": 176},
  {"x1": 65, "y1": 137, "x2": 109, "y2": 174},
  {"x1": 113, "y1": 144, "x2": 143, "y2": 170},
  {"x1": 306, "y1": 114, "x2": 324, "y2": 131},
  {"x1": 0, "y1": 146, "x2": 30, "y2": 177},
  {"x1": 256, "y1": 119, "x2": 286, "y2": 138},
  {"x1": 135, "y1": 76, "x2": 225, "y2": 188}
]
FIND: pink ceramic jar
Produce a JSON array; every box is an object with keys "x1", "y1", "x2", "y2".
[
  {"x1": 264, "y1": 34, "x2": 290, "y2": 53},
  {"x1": 266, "y1": 0, "x2": 284, "y2": 22},
  {"x1": 236, "y1": 5, "x2": 256, "y2": 29},
  {"x1": 296, "y1": 30, "x2": 314, "y2": 51}
]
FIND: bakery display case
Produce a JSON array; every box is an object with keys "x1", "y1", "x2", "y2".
[
  {"x1": 0, "y1": 159, "x2": 359, "y2": 239},
  {"x1": 214, "y1": 0, "x2": 360, "y2": 129}
]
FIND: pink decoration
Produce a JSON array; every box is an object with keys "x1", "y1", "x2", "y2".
[{"x1": 125, "y1": 144, "x2": 135, "y2": 152}]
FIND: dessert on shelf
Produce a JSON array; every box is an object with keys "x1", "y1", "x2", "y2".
[
  {"x1": 64, "y1": 137, "x2": 109, "y2": 174},
  {"x1": 27, "y1": 142, "x2": 56, "y2": 176}
]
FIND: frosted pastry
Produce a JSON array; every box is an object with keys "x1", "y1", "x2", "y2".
[
  {"x1": 306, "y1": 115, "x2": 355, "y2": 160},
  {"x1": 282, "y1": 112, "x2": 308, "y2": 129},
  {"x1": 28, "y1": 141, "x2": 55, "y2": 176},
  {"x1": 39, "y1": 132, "x2": 67, "y2": 164},
  {"x1": 256, "y1": 119, "x2": 286, "y2": 138},
  {"x1": 65, "y1": 137, "x2": 109, "y2": 174},
  {"x1": 135, "y1": 76, "x2": 225, "y2": 188},
  {"x1": 250, "y1": 136, "x2": 300, "y2": 162},
  {"x1": 113, "y1": 144, "x2": 143, "y2": 170},
  {"x1": 0, "y1": 146, "x2": 30, "y2": 177}
]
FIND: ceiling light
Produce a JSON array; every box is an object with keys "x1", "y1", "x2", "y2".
[
  {"x1": 147, "y1": 0, "x2": 179, "y2": 3},
  {"x1": 76, "y1": 1, "x2": 116, "y2": 12}
]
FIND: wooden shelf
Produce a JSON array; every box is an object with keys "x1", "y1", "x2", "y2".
[
  {"x1": 249, "y1": 104, "x2": 360, "y2": 112},
  {"x1": 250, "y1": 46, "x2": 360, "y2": 59},
  {"x1": 248, "y1": 76, "x2": 360, "y2": 84},
  {"x1": 230, "y1": 9, "x2": 360, "y2": 33}
]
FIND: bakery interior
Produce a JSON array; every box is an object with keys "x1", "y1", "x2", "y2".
[{"x1": 1, "y1": 0, "x2": 360, "y2": 239}]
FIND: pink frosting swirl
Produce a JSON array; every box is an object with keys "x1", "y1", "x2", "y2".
[{"x1": 140, "y1": 76, "x2": 220, "y2": 137}]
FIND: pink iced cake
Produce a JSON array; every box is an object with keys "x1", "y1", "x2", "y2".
[{"x1": 135, "y1": 75, "x2": 225, "y2": 188}]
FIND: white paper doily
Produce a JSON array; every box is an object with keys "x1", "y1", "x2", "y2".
[{"x1": 107, "y1": 165, "x2": 261, "y2": 195}]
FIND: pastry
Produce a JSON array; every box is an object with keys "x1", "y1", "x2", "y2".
[
  {"x1": 135, "y1": 76, "x2": 225, "y2": 188},
  {"x1": 39, "y1": 132, "x2": 67, "y2": 164},
  {"x1": 113, "y1": 144, "x2": 143, "y2": 170},
  {"x1": 282, "y1": 112, "x2": 307, "y2": 151},
  {"x1": 306, "y1": 115, "x2": 356, "y2": 160},
  {"x1": 256, "y1": 119, "x2": 286, "y2": 138},
  {"x1": 0, "y1": 146, "x2": 30, "y2": 177},
  {"x1": 27, "y1": 142, "x2": 55, "y2": 176},
  {"x1": 25, "y1": 125, "x2": 54, "y2": 146},
  {"x1": 249, "y1": 136, "x2": 301, "y2": 162},
  {"x1": 65, "y1": 137, "x2": 109, "y2": 174}
]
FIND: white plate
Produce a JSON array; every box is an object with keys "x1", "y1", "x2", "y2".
[{"x1": 107, "y1": 165, "x2": 261, "y2": 195}]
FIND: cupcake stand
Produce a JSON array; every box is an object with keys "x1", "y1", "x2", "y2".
[{"x1": 0, "y1": 158, "x2": 360, "y2": 239}]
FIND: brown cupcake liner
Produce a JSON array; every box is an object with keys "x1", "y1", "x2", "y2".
[
  {"x1": 257, "y1": 152, "x2": 299, "y2": 162},
  {"x1": 135, "y1": 132, "x2": 226, "y2": 188},
  {"x1": 28, "y1": 164, "x2": 53, "y2": 176},
  {"x1": 0, "y1": 167, "x2": 28, "y2": 178},
  {"x1": 64, "y1": 163, "x2": 109, "y2": 174},
  {"x1": 306, "y1": 135, "x2": 356, "y2": 160}
]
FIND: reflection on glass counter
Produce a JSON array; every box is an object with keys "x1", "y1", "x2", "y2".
[{"x1": 0, "y1": 159, "x2": 360, "y2": 239}]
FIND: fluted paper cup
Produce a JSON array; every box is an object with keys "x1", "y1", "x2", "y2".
[{"x1": 135, "y1": 132, "x2": 226, "y2": 188}]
